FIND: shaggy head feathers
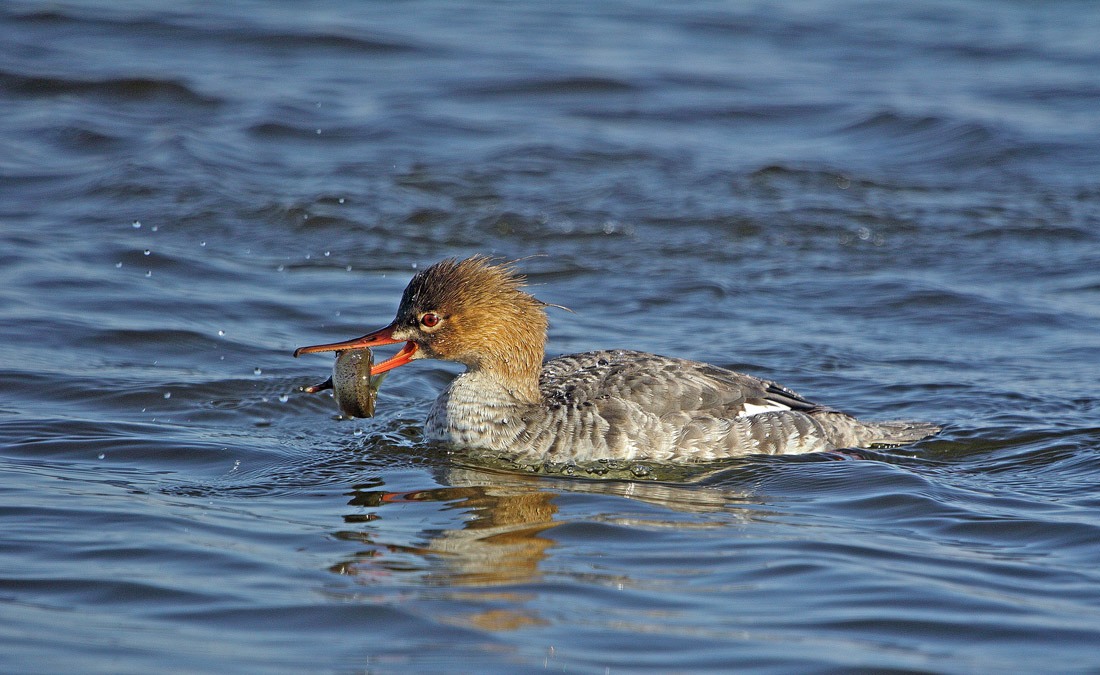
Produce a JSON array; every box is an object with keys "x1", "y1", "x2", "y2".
[{"x1": 395, "y1": 256, "x2": 549, "y2": 400}]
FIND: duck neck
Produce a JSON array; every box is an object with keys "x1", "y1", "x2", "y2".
[
  {"x1": 447, "y1": 296, "x2": 548, "y2": 404},
  {"x1": 468, "y1": 337, "x2": 544, "y2": 404}
]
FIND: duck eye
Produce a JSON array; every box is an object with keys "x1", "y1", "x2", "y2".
[{"x1": 420, "y1": 312, "x2": 440, "y2": 328}]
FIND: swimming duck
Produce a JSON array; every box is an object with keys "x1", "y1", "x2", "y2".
[{"x1": 295, "y1": 256, "x2": 939, "y2": 463}]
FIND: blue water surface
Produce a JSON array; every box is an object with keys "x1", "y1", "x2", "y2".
[{"x1": 2, "y1": 1, "x2": 1100, "y2": 672}]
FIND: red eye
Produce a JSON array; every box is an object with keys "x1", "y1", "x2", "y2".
[{"x1": 420, "y1": 312, "x2": 440, "y2": 328}]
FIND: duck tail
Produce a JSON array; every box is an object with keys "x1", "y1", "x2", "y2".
[
  {"x1": 861, "y1": 419, "x2": 942, "y2": 447},
  {"x1": 811, "y1": 411, "x2": 941, "y2": 449}
]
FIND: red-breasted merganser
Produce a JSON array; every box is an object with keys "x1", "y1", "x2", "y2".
[{"x1": 295, "y1": 256, "x2": 939, "y2": 463}]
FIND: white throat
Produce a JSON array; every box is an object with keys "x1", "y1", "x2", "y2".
[{"x1": 424, "y1": 370, "x2": 532, "y2": 449}]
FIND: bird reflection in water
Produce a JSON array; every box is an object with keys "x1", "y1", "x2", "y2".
[{"x1": 329, "y1": 464, "x2": 764, "y2": 589}]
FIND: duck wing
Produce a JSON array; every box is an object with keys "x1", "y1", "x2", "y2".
[{"x1": 540, "y1": 349, "x2": 827, "y2": 419}]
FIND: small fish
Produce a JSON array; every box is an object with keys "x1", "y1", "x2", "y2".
[{"x1": 303, "y1": 349, "x2": 385, "y2": 418}]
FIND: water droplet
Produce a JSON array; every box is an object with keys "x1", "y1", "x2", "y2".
[
  {"x1": 143, "y1": 249, "x2": 150, "y2": 255},
  {"x1": 338, "y1": 197, "x2": 345, "y2": 204},
  {"x1": 353, "y1": 428, "x2": 363, "y2": 436},
  {"x1": 858, "y1": 227, "x2": 872, "y2": 241},
  {"x1": 98, "y1": 453, "x2": 106, "y2": 460},
  {"x1": 334, "y1": 310, "x2": 341, "y2": 317},
  {"x1": 277, "y1": 264, "x2": 285, "y2": 272},
  {"x1": 200, "y1": 241, "x2": 206, "y2": 247},
  {"x1": 145, "y1": 270, "x2": 152, "y2": 277},
  {"x1": 151, "y1": 225, "x2": 158, "y2": 232},
  {"x1": 315, "y1": 128, "x2": 322, "y2": 135},
  {"x1": 278, "y1": 394, "x2": 289, "y2": 403},
  {"x1": 163, "y1": 392, "x2": 172, "y2": 399},
  {"x1": 132, "y1": 220, "x2": 141, "y2": 229},
  {"x1": 253, "y1": 367, "x2": 262, "y2": 375},
  {"x1": 411, "y1": 262, "x2": 418, "y2": 269},
  {"x1": 324, "y1": 251, "x2": 331, "y2": 257},
  {"x1": 115, "y1": 262, "x2": 122, "y2": 268},
  {"x1": 346, "y1": 265, "x2": 352, "y2": 272},
  {"x1": 218, "y1": 330, "x2": 225, "y2": 336}
]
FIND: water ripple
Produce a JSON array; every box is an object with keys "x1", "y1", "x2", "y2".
[{"x1": 3, "y1": 0, "x2": 1100, "y2": 671}]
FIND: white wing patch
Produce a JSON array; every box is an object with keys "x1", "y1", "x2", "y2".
[{"x1": 739, "y1": 400, "x2": 791, "y2": 417}]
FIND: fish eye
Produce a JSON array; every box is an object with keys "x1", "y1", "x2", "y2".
[{"x1": 420, "y1": 312, "x2": 441, "y2": 328}]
